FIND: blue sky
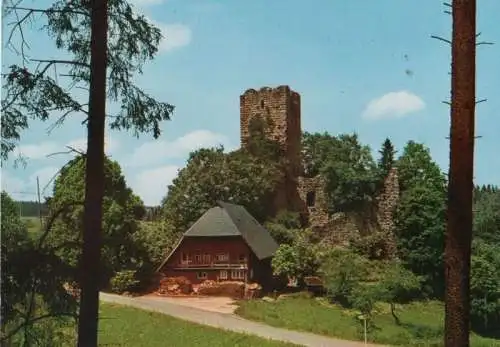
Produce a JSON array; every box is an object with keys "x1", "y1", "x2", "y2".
[{"x1": 2, "y1": 0, "x2": 500, "y2": 206}]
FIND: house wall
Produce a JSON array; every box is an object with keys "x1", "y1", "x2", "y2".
[
  {"x1": 249, "y1": 255, "x2": 275, "y2": 292},
  {"x1": 162, "y1": 236, "x2": 263, "y2": 284}
]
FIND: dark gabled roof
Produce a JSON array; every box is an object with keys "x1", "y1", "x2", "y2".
[
  {"x1": 157, "y1": 201, "x2": 278, "y2": 271},
  {"x1": 184, "y1": 201, "x2": 278, "y2": 260},
  {"x1": 216, "y1": 201, "x2": 278, "y2": 260},
  {"x1": 182, "y1": 203, "x2": 241, "y2": 237}
]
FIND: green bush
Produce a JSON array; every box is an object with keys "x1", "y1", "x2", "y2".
[
  {"x1": 110, "y1": 270, "x2": 139, "y2": 294},
  {"x1": 320, "y1": 248, "x2": 369, "y2": 305}
]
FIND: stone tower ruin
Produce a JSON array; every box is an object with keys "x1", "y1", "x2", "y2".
[
  {"x1": 240, "y1": 86, "x2": 303, "y2": 214},
  {"x1": 240, "y1": 86, "x2": 301, "y2": 173},
  {"x1": 240, "y1": 85, "x2": 399, "y2": 250}
]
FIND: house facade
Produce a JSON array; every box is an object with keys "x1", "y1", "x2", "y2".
[{"x1": 157, "y1": 201, "x2": 278, "y2": 289}]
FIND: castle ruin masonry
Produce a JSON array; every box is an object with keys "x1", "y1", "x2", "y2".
[{"x1": 240, "y1": 85, "x2": 399, "y2": 248}]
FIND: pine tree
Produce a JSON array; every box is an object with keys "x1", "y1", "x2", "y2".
[
  {"x1": 2, "y1": 1, "x2": 174, "y2": 345},
  {"x1": 445, "y1": 1, "x2": 477, "y2": 346},
  {"x1": 378, "y1": 138, "x2": 397, "y2": 179}
]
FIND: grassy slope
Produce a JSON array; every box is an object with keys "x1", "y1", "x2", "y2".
[
  {"x1": 21, "y1": 216, "x2": 43, "y2": 235},
  {"x1": 49, "y1": 303, "x2": 298, "y2": 346},
  {"x1": 236, "y1": 295, "x2": 500, "y2": 347},
  {"x1": 99, "y1": 303, "x2": 298, "y2": 347}
]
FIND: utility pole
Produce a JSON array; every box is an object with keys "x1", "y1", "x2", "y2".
[
  {"x1": 36, "y1": 176, "x2": 42, "y2": 226},
  {"x1": 445, "y1": 1, "x2": 476, "y2": 346}
]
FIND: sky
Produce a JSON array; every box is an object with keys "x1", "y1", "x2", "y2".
[{"x1": 2, "y1": 0, "x2": 500, "y2": 206}]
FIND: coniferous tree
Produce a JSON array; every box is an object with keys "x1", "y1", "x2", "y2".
[
  {"x1": 378, "y1": 138, "x2": 396, "y2": 179},
  {"x1": 2, "y1": 1, "x2": 174, "y2": 345},
  {"x1": 445, "y1": 1, "x2": 477, "y2": 346}
]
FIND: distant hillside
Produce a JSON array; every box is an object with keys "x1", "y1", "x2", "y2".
[{"x1": 15, "y1": 200, "x2": 162, "y2": 221}]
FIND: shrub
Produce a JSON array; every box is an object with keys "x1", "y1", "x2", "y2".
[
  {"x1": 320, "y1": 248, "x2": 369, "y2": 305},
  {"x1": 110, "y1": 270, "x2": 139, "y2": 294},
  {"x1": 350, "y1": 232, "x2": 393, "y2": 260},
  {"x1": 271, "y1": 230, "x2": 320, "y2": 287}
]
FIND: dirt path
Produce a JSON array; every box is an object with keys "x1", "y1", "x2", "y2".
[
  {"x1": 100, "y1": 293, "x2": 385, "y2": 347},
  {"x1": 142, "y1": 294, "x2": 238, "y2": 314}
]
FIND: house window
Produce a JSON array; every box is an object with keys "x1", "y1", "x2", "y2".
[
  {"x1": 197, "y1": 272, "x2": 207, "y2": 280},
  {"x1": 203, "y1": 253, "x2": 211, "y2": 264},
  {"x1": 306, "y1": 191, "x2": 316, "y2": 207},
  {"x1": 260, "y1": 99, "x2": 265, "y2": 108},
  {"x1": 215, "y1": 253, "x2": 229, "y2": 262},
  {"x1": 219, "y1": 270, "x2": 228, "y2": 280},
  {"x1": 238, "y1": 254, "x2": 246, "y2": 262},
  {"x1": 194, "y1": 253, "x2": 202, "y2": 263},
  {"x1": 231, "y1": 270, "x2": 246, "y2": 280},
  {"x1": 181, "y1": 253, "x2": 191, "y2": 264}
]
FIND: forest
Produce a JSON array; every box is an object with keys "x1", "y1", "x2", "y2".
[{"x1": 2, "y1": 131, "x2": 500, "y2": 345}]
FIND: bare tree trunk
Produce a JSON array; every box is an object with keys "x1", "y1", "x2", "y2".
[
  {"x1": 445, "y1": 1, "x2": 476, "y2": 346},
  {"x1": 77, "y1": 0, "x2": 108, "y2": 346}
]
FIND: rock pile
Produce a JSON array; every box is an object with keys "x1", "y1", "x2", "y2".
[
  {"x1": 245, "y1": 282, "x2": 262, "y2": 299},
  {"x1": 157, "y1": 276, "x2": 192, "y2": 296},
  {"x1": 197, "y1": 280, "x2": 262, "y2": 299}
]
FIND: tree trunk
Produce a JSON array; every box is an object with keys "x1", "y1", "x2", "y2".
[
  {"x1": 390, "y1": 302, "x2": 401, "y2": 326},
  {"x1": 445, "y1": 1, "x2": 476, "y2": 346},
  {"x1": 77, "y1": 0, "x2": 108, "y2": 346}
]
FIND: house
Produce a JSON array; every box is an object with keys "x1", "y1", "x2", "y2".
[{"x1": 157, "y1": 201, "x2": 279, "y2": 290}]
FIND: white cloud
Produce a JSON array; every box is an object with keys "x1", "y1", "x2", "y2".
[
  {"x1": 130, "y1": 165, "x2": 180, "y2": 206},
  {"x1": 362, "y1": 91, "x2": 425, "y2": 120},
  {"x1": 1, "y1": 171, "x2": 27, "y2": 200},
  {"x1": 66, "y1": 135, "x2": 119, "y2": 155},
  {"x1": 124, "y1": 5, "x2": 191, "y2": 54},
  {"x1": 1, "y1": 166, "x2": 59, "y2": 200},
  {"x1": 128, "y1": 129, "x2": 233, "y2": 167},
  {"x1": 155, "y1": 22, "x2": 192, "y2": 52},
  {"x1": 16, "y1": 141, "x2": 60, "y2": 159}
]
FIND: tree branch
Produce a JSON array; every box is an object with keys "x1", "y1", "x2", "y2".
[
  {"x1": 47, "y1": 105, "x2": 89, "y2": 134},
  {"x1": 31, "y1": 59, "x2": 90, "y2": 69},
  {"x1": 431, "y1": 35, "x2": 452, "y2": 45},
  {"x1": 5, "y1": 6, "x2": 89, "y2": 17},
  {"x1": 46, "y1": 145, "x2": 86, "y2": 159},
  {"x1": 38, "y1": 200, "x2": 85, "y2": 249},
  {"x1": 1, "y1": 63, "x2": 54, "y2": 113},
  {"x1": 476, "y1": 41, "x2": 494, "y2": 46}
]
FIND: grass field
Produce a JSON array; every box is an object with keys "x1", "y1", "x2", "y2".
[
  {"x1": 100, "y1": 303, "x2": 298, "y2": 347},
  {"x1": 32, "y1": 303, "x2": 298, "y2": 346},
  {"x1": 21, "y1": 216, "x2": 43, "y2": 235},
  {"x1": 235, "y1": 294, "x2": 500, "y2": 347}
]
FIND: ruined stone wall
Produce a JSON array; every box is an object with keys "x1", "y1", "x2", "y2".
[
  {"x1": 376, "y1": 167, "x2": 400, "y2": 258},
  {"x1": 297, "y1": 175, "x2": 360, "y2": 245},
  {"x1": 297, "y1": 175, "x2": 329, "y2": 228}
]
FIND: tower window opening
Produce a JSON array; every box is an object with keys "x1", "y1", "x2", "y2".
[{"x1": 306, "y1": 191, "x2": 316, "y2": 207}]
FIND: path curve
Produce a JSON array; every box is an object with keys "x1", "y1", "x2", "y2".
[{"x1": 100, "y1": 293, "x2": 385, "y2": 347}]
